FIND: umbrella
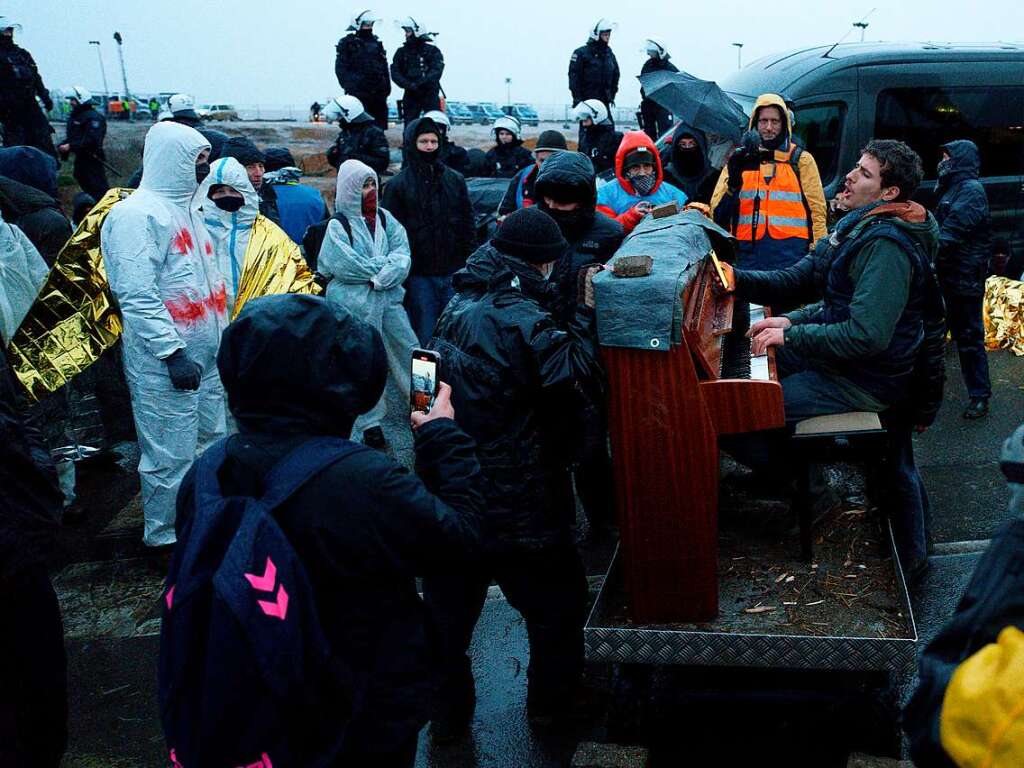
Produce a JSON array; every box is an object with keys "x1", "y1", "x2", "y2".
[{"x1": 638, "y1": 70, "x2": 748, "y2": 143}]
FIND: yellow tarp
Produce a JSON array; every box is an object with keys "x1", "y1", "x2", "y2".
[{"x1": 983, "y1": 276, "x2": 1024, "y2": 356}]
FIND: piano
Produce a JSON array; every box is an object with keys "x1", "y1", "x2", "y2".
[{"x1": 601, "y1": 253, "x2": 785, "y2": 623}]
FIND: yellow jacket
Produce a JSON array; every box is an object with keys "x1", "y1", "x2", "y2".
[{"x1": 710, "y1": 93, "x2": 828, "y2": 244}]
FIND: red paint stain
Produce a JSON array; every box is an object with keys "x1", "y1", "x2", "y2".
[
  {"x1": 164, "y1": 284, "x2": 228, "y2": 325},
  {"x1": 173, "y1": 228, "x2": 195, "y2": 255},
  {"x1": 204, "y1": 242, "x2": 213, "y2": 255}
]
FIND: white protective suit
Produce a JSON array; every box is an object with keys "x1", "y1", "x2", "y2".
[
  {"x1": 0, "y1": 211, "x2": 49, "y2": 344},
  {"x1": 100, "y1": 122, "x2": 228, "y2": 547},
  {"x1": 318, "y1": 159, "x2": 418, "y2": 434},
  {"x1": 197, "y1": 157, "x2": 259, "y2": 314}
]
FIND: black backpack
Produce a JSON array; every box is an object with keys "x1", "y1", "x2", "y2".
[
  {"x1": 300, "y1": 209, "x2": 389, "y2": 273},
  {"x1": 159, "y1": 436, "x2": 367, "y2": 768}
]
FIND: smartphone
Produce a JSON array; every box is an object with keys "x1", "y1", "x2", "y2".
[{"x1": 410, "y1": 348, "x2": 440, "y2": 413}]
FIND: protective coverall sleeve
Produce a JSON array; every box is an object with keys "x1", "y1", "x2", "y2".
[
  {"x1": 785, "y1": 239, "x2": 912, "y2": 360},
  {"x1": 101, "y1": 209, "x2": 185, "y2": 360},
  {"x1": 372, "y1": 216, "x2": 412, "y2": 290},
  {"x1": 316, "y1": 218, "x2": 381, "y2": 284},
  {"x1": 798, "y1": 151, "x2": 828, "y2": 243}
]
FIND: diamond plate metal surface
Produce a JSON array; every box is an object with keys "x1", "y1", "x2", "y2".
[{"x1": 585, "y1": 524, "x2": 918, "y2": 674}]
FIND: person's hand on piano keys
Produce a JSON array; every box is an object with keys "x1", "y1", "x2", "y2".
[
  {"x1": 711, "y1": 261, "x2": 736, "y2": 294},
  {"x1": 748, "y1": 316, "x2": 792, "y2": 356}
]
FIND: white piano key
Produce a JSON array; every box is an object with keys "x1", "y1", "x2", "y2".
[
  {"x1": 749, "y1": 304, "x2": 766, "y2": 326},
  {"x1": 750, "y1": 354, "x2": 770, "y2": 381}
]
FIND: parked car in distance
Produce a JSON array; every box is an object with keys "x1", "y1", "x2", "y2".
[
  {"x1": 388, "y1": 103, "x2": 399, "y2": 124},
  {"x1": 464, "y1": 103, "x2": 488, "y2": 125},
  {"x1": 446, "y1": 102, "x2": 475, "y2": 125},
  {"x1": 503, "y1": 103, "x2": 539, "y2": 126},
  {"x1": 199, "y1": 104, "x2": 239, "y2": 121},
  {"x1": 479, "y1": 102, "x2": 507, "y2": 122}
]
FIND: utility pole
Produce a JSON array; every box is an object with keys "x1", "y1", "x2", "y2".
[
  {"x1": 505, "y1": 77, "x2": 512, "y2": 108},
  {"x1": 853, "y1": 21, "x2": 869, "y2": 42},
  {"x1": 113, "y1": 31, "x2": 132, "y2": 121},
  {"x1": 88, "y1": 40, "x2": 110, "y2": 114},
  {"x1": 732, "y1": 42, "x2": 744, "y2": 70}
]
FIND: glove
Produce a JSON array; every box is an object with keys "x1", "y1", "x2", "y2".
[
  {"x1": 727, "y1": 148, "x2": 751, "y2": 192},
  {"x1": 164, "y1": 349, "x2": 202, "y2": 391},
  {"x1": 42, "y1": 96, "x2": 54, "y2": 112}
]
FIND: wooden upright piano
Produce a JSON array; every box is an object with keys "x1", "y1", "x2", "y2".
[{"x1": 602, "y1": 254, "x2": 785, "y2": 623}]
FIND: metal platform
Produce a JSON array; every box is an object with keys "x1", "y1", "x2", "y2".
[{"x1": 585, "y1": 522, "x2": 918, "y2": 674}]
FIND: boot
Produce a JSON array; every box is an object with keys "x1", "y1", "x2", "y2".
[{"x1": 962, "y1": 398, "x2": 989, "y2": 420}]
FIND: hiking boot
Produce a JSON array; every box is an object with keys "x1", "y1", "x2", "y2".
[
  {"x1": 362, "y1": 426, "x2": 389, "y2": 451},
  {"x1": 962, "y1": 398, "x2": 989, "y2": 420}
]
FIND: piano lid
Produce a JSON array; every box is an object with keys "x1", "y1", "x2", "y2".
[{"x1": 593, "y1": 209, "x2": 736, "y2": 352}]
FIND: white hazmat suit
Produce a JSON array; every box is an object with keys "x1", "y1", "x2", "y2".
[
  {"x1": 0, "y1": 211, "x2": 49, "y2": 344},
  {"x1": 198, "y1": 157, "x2": 259, "y2": 314},
  {"x1": 101, "y1": 122, "x2": 228, "y2": 547},
  {"x1": 318, "y1": 159, "x2": 418, "y2": 435}
]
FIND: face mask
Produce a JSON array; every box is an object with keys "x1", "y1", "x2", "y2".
[
  {"x1": 543, "y1": 205, "x2": 587, "y2": 235},
  {"x1": 213, "y1": 195, "x2": 244, "y2": 213},
  {"x1": 677, "y1": 147, "x2": 704, "y2": 177},
  {"x1": 630, "y1": 172, "x2": 657, "y2": 196},
  {"x1": 195, "y1": 162, "x2": 210, "y2": 184},
  {"x1": 937, "y1": 158, "x2": 953, "y2": 177},
  {"x1": 416, "y1": 148, "x2": 438, "y2": 165}
]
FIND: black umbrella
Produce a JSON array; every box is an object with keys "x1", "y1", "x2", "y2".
[{"x1": 638, "y1": 70, "x2": 748, "y2": 142}]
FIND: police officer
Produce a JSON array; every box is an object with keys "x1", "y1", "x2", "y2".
[
  {"x1": 0, "y1": 18, "x2": 56, "y2": 158},
  {"x1": 335, "y1": 10, "x2": 391, "y2": 130},
  {"x1": 390, "y1": 17, "x2": 444, "y2": 125},
  {"x1": 568, "y1": 20, "x2": 620, "y2": 112},
  {"x1": 639, "y1": 39, "x2": 678, "y2": 140},
  {"x1": 58, "y1": 86, "x2": 109, "y2": 201}
]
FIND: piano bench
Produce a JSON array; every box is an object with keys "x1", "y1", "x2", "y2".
[{"x1": 791, "y1": 411, "x2": 888, "y2": 562}]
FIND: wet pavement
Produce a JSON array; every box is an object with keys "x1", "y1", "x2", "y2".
[{"x1": 54, "y1": 346, "x2": 1021, "y2": 766}]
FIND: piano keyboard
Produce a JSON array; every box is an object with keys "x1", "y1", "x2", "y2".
[{"x1": 720, "y1": 302, "x2": 772, "y2": 381}]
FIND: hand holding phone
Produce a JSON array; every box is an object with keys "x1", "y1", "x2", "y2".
[
  {"x1": 410, "y1": 382, "x2": 455, "y2": 430},
  {"x1": 410, "y1": 348, "x2": 440, "y2": 413}
]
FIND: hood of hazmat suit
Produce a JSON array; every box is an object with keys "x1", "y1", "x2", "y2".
[
  {"x1": 198, "y1": 157, "x2": 259, "y2": 311},
  {"x1": 0, "y1": 211, "x2": 49, "y2": 345},
  {"x1": 99, "y1": 121, "x2": 228, "y2": 547},
  {"x1": 317, "y1": 159, "x2": 418, "y2": 433}
]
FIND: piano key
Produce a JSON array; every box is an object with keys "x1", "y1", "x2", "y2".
[
  {"x1": 750, "y1": 354, "x2": 770, "y2": 381},
  {"x1": 749, "y1": 304, "x2": 766, "y2": 326}
]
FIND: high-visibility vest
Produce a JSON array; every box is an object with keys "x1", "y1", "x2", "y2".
[{"x1": 735, "y1": 145, "x2": 810, "y2": 242}]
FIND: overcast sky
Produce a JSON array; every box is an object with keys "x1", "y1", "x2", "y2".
[{"x1": 8, "y1": 1, "x2": 1020, "y2": 109}]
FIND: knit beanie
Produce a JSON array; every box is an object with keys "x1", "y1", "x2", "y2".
[
  {"x1": 535, "y1": 130, "x2": 568, "y2": 153},
  {"x1": 492, "y1": 208, "x2": 568, "y2": 264},
  {"x1": 622, "y1": 145, "x2": 655, "y2": 173}
]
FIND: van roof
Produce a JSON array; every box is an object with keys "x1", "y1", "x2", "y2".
[{"x1": 723, "y1": 41, "x2": 1024, "y2": 99}]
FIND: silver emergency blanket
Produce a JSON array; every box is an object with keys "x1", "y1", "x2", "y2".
[{"x1": 593, "y1": 209, "x2": 734, "y2": 351}]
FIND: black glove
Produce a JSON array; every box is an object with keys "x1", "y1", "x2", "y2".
[
  {"x1": 727, "y1": 148, "x2": 752, "y2": 192},
  {"x1": 164, "y1": 349, "x2": 202, "y2": 391}
]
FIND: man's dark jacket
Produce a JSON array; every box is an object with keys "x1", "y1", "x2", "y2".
[
  {"x1": 430, "y1": 243, "x2": 605, "y2": 551},
  {"x1": 441, "y1": 139, "x2": 469, "y2": 175},
  {"x1": 326, "y1": 117, "x2": 390, "y2": 176},
  {"x1": 175, "y1": 294, "x2": 483, "y2": 759},
  {"x1": 660, "y1": 123, "x2": 718, "y2": 205},
  {"x1": 734, "y1": 203, "x2": 946, "y2": 426},
  {"x1": 485, "y1": 140, "x2": 533, "y2": 179},
  {"x1": 639, "y1": 56, "x2": 677, "y2": 134},
  {"x1": 568, "y1": 40, "x2": 619, "y2": 106},
  {"x1": 534, "y1": 151, "x2": 624, "y2": 322},
  {"x1": 381, "y1": 117, "x2": 475, "y2": 276},
  {"x1": 0, "y1": 38, "x2": 51, "y2": 118},
  {"x1": 0, "y1": 175, "x2": 70, "y2": 266},
  {"x1": 220, "y1": 136, "x2": 281, "y2": 225},
  {"x1": 934, "y1": 139, "x2": 991, "y2": 297},
  {"x1": 391, "y1": 38, "x2": 444, "y2": 116},
  {"x1": 335, "y1": 30, "x2": 391, "y2": 101},
  {"x1": 579, "y1": 123, "x2": 622, "y2": 176},
  {"x1": 65, "y1": 102, "x2": 106, "y2": 161}
]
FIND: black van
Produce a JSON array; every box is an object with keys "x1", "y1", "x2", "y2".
[{"x1": 718, "y1": 42, "x2": 1024, "y2": 259}]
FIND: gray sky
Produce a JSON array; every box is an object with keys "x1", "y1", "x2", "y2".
[{"x1": 9, "y1": 1, "x2": 1021, "y2": 109}]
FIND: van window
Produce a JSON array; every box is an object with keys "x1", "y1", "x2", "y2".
[
  {"x1": 875, "y1": 87, "x2": 1024, "y2": 179},
  {"x1": 792, "y1": 103, "x2": 845, "y2": 184}
]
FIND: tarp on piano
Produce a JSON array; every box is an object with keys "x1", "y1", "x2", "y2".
[{"x1": 593, "y1": 209, "x2": 734, "y2": 351}]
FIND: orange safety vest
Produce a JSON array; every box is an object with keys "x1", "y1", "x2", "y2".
[{"x1": 734, "y1": 145, "x2": 810, "y2": 242}]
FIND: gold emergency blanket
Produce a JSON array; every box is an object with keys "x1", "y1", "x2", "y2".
[
  {"x1": 10, "y1": 190, "x2": 320, "y2": 401},
  {"x1": 233, "y1": 214, "x2": 320, "y2": 319},
  {"x1": 983, "y1": 276, "x2": 1024, "y2": 356},
  {"x1": 8, "y1": 188, "x2": 128, "y2": 402}
]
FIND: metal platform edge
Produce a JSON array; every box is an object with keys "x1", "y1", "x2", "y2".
[{"x1": 584, "y1": 520, "x2": 918, "y2": 674}]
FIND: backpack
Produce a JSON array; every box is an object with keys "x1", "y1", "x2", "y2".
[
  {"x1": 158, "y1": 436, "x2": 367, "y2": 768},
  {"x1": 300, "y1": 209, "x2": 388, "y2": 273}
]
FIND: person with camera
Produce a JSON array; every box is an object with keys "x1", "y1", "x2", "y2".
[
  {"x1": 711, "y1": 93, "x2": 827, "y2": 271},
  {"x1": 423, "y1": 207, "x2": 606, "y2": 740}
]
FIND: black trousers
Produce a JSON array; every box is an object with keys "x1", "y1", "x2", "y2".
[
  {"x1": 73, "y1": 155, "x2": 110, "y2": 202},
  {"x1": 401, "y1": 94, "x2": 441, "y2": 126},
  {"x1": 640, "y1": 99, "x2": 673, "y2": 141},
  {"x1": 0, "y1": 564, "x2": 68, "y2": 768},
  {"x1": 423, "y1": 539, "x2": 589, "y2": 715},
  {"x1": 357, "y1": 93, "x2": 390, "y2": 131},
  {"x1": 942, "y1": 286, "x2": 992, "y2": 400}
]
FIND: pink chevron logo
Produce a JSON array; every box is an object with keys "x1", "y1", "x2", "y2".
[
  {"x1": 245, "y1": 557, "x2": 277, "y2": 592},
  {"x1": 169, "y1": 749, "x2": 184, "y2": 767},
  {"x1": 165, "y1": 585, "x2": 175, "y2": 610},
  {"x1": 256, "y1": 584, "x2": 289, "y2": 620}
]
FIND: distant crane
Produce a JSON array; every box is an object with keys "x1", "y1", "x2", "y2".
[
  {"x1": 88, "y1": 40, "x2": 110, "y2": 113},
  {"x1": 113, "y1": 31, "x2": 130, "y2": 99}
]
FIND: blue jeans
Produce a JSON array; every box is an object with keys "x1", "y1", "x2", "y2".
[
  {"x1": 942, "y1": 287, "x2": 992, "y2": 399},
  {"x1": 404, "y1": 273, "x2": 455, "y2": 346}
]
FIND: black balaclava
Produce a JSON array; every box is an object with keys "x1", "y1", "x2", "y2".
[
  {"x1": 195, "y1": 160, "x2": 211, "y2": 183},
  {"x1": 411, "y1": 119, "x2": 441, "y2": 167},
  {"x1": 357, "y1": 27, "x2": 374, "y2": 39},
  {"x1": 676, "y1": 135, "x2": 705, "y2": 178}
]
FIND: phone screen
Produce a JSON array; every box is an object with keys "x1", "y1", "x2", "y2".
[{"x1": 410, "y1": 349, "x2": 439, "y2": 412}]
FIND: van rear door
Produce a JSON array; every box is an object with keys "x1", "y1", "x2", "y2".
[{"x1": 860, "y1": 60, "x2": 1024, "y2": 259}]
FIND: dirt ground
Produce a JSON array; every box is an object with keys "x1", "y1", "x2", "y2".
[{"x1": 58, "y1": 118, "x2": 576, "y2": 211}]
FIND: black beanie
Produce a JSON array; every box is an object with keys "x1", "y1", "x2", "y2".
[
  {"x1": 622, "y1": 145, "x2": 655, "y2": 173},
  {"x1": 535, "y1": 130, "x2": 568, "y2": 153},
  {"x1": 492, "y1": 208, "x2": 568, "y2": 264},
  {"x1": 263, "y1": 146, "x2": 296, "y2": 171},
  {"x1": 222, "y1": 136, "x2": 265, "y2": 166}
]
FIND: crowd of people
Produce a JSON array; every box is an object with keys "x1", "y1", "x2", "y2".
[{"x1": 1, "y1": 10, "x2": 1021, "y2": 768}]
